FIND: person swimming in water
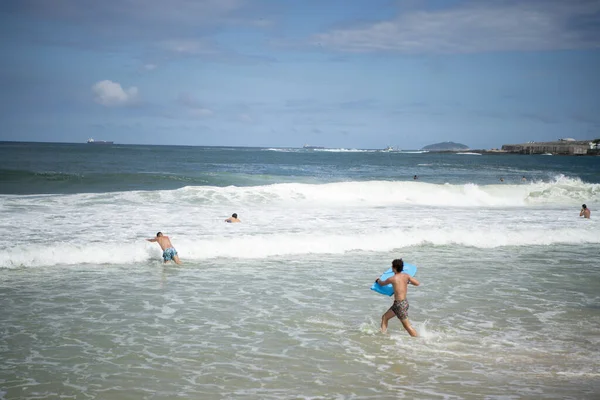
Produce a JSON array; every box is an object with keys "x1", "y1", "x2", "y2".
[
  {"x1": 146, "y1": 232, "x2": 182, "y2": 264},
  {"x1": 225, "y1": 213, "x2": 241, "y2": 223}
]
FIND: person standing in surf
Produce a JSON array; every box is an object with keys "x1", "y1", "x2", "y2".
[
  {"x1": 376, "y1": 258, "x2": 420, "y2": 337},
  {"x1": 147, "y1": 232, "x2": 182, "y2": 264},
  {"x1": 580, "y1": 204, "x2": 591, "y2": 219}
]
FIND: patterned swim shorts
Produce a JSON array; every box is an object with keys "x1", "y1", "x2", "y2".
[
  {"x1": 162, "y1": 247, "x2": 178, "y2": 261},
  {"x1": 389, "y1": 299, "x2": 409, "y2": 320}
]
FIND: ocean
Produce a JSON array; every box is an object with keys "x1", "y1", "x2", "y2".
[{"x1": 1, "y1": 142, "x2": 599, "y2": 399}]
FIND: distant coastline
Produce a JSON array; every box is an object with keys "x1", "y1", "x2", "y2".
[
  {"x1": 422, "y1": 139, "x2": 599, "y2": 156},
  {"x1": 424, "y1": 148, "x2": 599, "y2": 156},
  {"x1": 501, "y1": 139, "x2": 599, "y2": 156},
  {"x1": 0, "y1": 140, "x2": 598, "y2": 155}
]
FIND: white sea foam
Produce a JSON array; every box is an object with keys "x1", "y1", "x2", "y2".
[
  {"x1": 1, "y1": 175, "x2": 598, "y2": 268},
  {"x1": 312, "y1": 148, "x2": 374, "y2": 153},
  {"x1": 180, "y1": 176, "x2": 598, "y2": 207},
  {"x1": 263, "y1": 148, "x2": 296, "y2": 152},
  {"x1": 1, "y1": 223, "x2": 598, "y2": 268},
  {"x1": 95, "y1": 176, "x2": 600, "y2": 207},
  {"x1": 2, "y1": 176, "x2": 596, "y2": 208}
]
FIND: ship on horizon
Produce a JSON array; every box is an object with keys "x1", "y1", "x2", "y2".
[{"x1": 87, "y1": 138, "x2": 114, "y2": 145}]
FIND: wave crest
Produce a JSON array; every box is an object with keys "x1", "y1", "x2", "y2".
[
  {"x1": 171, "y1": 175, "x2": 599, "y2": 207},
  {"x1": 2, "y1": 226, "x2": 598, "y2": 269}
]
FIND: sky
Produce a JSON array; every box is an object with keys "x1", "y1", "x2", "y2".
[{"x1": 1, "y1": 0, "x2": 599, "y2": 149}]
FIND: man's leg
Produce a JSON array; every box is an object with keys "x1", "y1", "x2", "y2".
[
  {"x1": 381, "y1": 309, "x2": 395, "y2": 333},
  {"x1": 400, "y1": 318, "x2": 418, "y2": 337},
  {"x1": 173, "y1": 254, "x2": 182, "y2": 265}
]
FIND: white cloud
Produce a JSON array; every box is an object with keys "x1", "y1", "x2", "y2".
[
  {"x1": 13, "y1": 0, "x2": 267, "y2": 59},
  {"x1": 154, "y1": 38, "x2": 274, "y2": 65},
  {"x1": 238, "y1": 113, "x2": 253, "y2": 123},
  {"x1": 160, "y1": 39, "x2": 220, "y2": 55},
  {"x1": 92, "y1": 80, "x2": 139, "y2": 106},
  {"x1": 18, "y1": 0, "x2": 248, "y2": 32},
  {"x1": 191, "y1": 108, "x2": 214, "y2": 117},
  {"x1": 312, "y1": 1, "x2": 600, "y2": 54},
  {"x1": 176, "y1": 92, "x2": 214, "y2": 118}
]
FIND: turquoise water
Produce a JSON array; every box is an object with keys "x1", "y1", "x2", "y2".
[{"x1": 1, "y1": 142, "x2": 599, "y2": 399}]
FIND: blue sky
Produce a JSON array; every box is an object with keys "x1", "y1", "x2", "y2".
[{"x1": 1, "y1": 0, "x2": 599, "y2": 149}]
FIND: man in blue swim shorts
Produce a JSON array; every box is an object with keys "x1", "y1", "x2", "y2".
[{"x1": 146, "y1": 232, "x2": 182, "y2": 264}]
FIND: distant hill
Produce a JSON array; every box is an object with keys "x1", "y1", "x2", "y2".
[{"x1": 422, "y1": 141, "x2": 469, "y2": 151}]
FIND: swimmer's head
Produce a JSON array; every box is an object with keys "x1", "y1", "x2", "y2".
[
  {"x1": 582, "y1": 204, "x2": 587, "y2": 209},
  {"x1": 232, "y1": 213, "x2": 238, "y2": 218},
  {"x1": 156, "y1": 232, "x2": 163, "y2": 237},
  {"x1": 392, "y1": 258, "x2": 404, "y2": 273}
]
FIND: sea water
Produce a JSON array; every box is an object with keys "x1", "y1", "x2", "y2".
[{"x1": 1, "y1": 142, "x2": 599, "y2": 399}]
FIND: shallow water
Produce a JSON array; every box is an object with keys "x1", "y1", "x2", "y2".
[
  {"x1": 1, "y1": 143, "x2": 599, "y2": 399},
  {"x1": 2, "y1": 244, "x2": 599, "y2": 399}
]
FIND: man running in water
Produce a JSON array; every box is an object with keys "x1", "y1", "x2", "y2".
[
  {"x1": 376, "y1": 258, "x2": 420, "y2": 337},
  {"x1": 147, "y1": 232, "x2": 182, "y2": 264}
]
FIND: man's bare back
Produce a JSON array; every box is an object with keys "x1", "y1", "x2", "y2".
[
  {"x1": 225, "y1": 213, "x2": 241, "y2": 223},
  {"x1": 147, "y1": 232, "x2": 182, "y2": 264},
  {"x1": 153, "y1": 235, "x2": 174, "y2": 251},
  {"x1": 382, "y1": 273, "x2": 417, "y2": 301},
  {"x1": 580, "y1": 204, "x2": 591, "y2": 219}
]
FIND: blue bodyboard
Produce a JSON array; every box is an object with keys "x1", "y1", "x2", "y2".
[{"x1": 370, "y1": 263, "x2": 418, "y2": 296}]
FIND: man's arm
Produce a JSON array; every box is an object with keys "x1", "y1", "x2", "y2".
[
  {"x1": 146, "y1": 238, "x2": 157, "y2": 242},
  {"x1": 580, "y1": 209, "x2": 585, "y2": 216},
  {"x1": 376, "y1": 276, "x2": 393, "y2": 286},
  {"x1": 408, "y1": 276, "x2": 420, "y2": 286}
]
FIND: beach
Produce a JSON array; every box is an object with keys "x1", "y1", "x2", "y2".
[{"x1": 1, "y1": 142, "x2": 599, "y2": 399}]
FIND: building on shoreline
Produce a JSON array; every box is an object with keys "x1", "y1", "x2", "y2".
[{"x1": 501, "y1": 139, "x2": 597, "y2": 155}]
